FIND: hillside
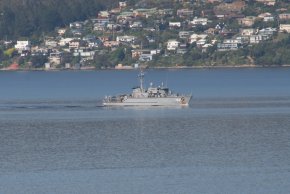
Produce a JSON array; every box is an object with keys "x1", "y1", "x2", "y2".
[{"x1": 0, "y1": 0, "x2": 117, "y2": 38}]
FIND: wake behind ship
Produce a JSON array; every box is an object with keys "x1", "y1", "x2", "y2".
[{"x1": 103, "y1": 71, "x2": 192, "y2": 106}]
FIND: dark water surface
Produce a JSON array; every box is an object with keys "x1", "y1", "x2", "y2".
[{"x1": 1, "y1": 68, "x2": 290, "y2": 193}]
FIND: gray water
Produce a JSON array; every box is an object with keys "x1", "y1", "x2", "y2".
[{"x1": 1, "y1": 68, "x2": 290, "y2": 194}]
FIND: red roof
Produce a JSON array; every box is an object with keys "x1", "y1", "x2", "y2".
[{"x1": 7, "y1": 63, "x2": 19, "y2": 70}]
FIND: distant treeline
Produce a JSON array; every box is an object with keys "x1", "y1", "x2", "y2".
[{"x1": 0, "y1": 0, "x2": 117, "y2": 38}]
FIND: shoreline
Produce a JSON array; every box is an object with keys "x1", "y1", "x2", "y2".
[{"x1": 1, "y1": 64, "x2": 290, "y2": 71}]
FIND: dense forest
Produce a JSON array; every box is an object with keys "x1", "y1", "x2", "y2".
[{"x1": 0, "y1": 0, "x2": 118, "y2": 38}]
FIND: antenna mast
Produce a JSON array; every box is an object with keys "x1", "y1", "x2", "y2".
[{"x1": 138, "y1": 69, "x2": 145, "y2": 92}]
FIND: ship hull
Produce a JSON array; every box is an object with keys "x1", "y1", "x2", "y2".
[{"x1": 103, "y1": 96, "x2": 191, "y2": 106}]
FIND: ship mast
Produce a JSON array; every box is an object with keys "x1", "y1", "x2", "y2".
[{"x1": 138, "y1": 69, "x2": 145, "y2": 92}]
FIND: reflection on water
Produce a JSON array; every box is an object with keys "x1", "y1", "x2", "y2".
[{"x1": 0, "y1": 96, "x2": 290, "y2": 193}]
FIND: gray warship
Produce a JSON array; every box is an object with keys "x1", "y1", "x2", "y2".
[{"x1": 103, "y1": 71, "x2": 192, "y2": 106}]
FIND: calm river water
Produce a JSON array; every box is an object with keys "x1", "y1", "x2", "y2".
[{"x1": 0, "y1": 68, "x2": 290, "y2": 194}]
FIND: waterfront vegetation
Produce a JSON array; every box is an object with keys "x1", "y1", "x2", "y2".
[{"x1": 1, "y1": 0, "x2": 290, "y2": 69}]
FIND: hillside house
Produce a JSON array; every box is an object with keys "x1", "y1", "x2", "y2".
[
  {"x1": 119, "y1": 1, "x2": 127, "y2": 8},
  {"x1": 217, "y1": 40, "x2": 239, "y2": 51},
  {"x1": 70, "y1": 22, "x2": 83, "y2": 29},
  {"x1": 189, "y1": 34, "x2": 208, "y2": 44},
  {"x1": 201, "y1": 9, "x2": 214, "y2": 18},
  {"x1": 258, "y1": 13, "x2": 274, "y2": 22},
  {"x1": 107, "y1": 23, "x2": 121, "y2": 31},
  {"x1": 73, "y1": 49, "x2": 95, "y2": 60},
  {"x1": 117, "y1": 11, "x2": 134, "y2": 21},
  {"x1": 71, "y1": 29, "x2": 83, "y2": 36},
  {"x1": 132, "y1": 49, "x2": 151, "y2": 58},
  {"x1": 57, "y1": 28, "x2": 67, "y2": 36},
  {"x1": 59, "y1": 38, "x2": 74, "y2": 47},
  {"x1": 280, "y1": 24, "x2": 290, "y2": 33},
  {"x1": 45, "y1": 39, "x2": 58, "y2": 48},
  {"x1": 205, "y1": 28, "x2": 216, "y2": 35},
  {"x1": 139, "y1": 54, "x2": 153, "y2": 61},
  {"x1": 49, "y1": 52, "x2": 62, "y2": 65},
  {"x1": 116, "y1": 35, "x2": 136, "y2": 43},
  {"x1": 255, "y1": 0, "x2": 276, "y2": 6},
  {"x1": 130, "y1": 21, "x2": 143, "y2": 29},
  {"x1": 258, "y1": 28, "x2": 276, "y2": 36},
  {"x1": 133, "y1": 8, "x2": 157, "y2": 18},
  {"x1": 87, "y1": 39, "x2": 102, "y2": 48},
  {"x1": 214, "y1": 1, "x2": 246, "y2": 14},
  {"x1": 179, "y1": 31, "x2": 193, "y2": 39},
  {"x1": 238, "y1": 16, "x2": 257, "y2": 27},
  {"x1": 98, "y1": 11, "x2": 111, "y2": 18},
  {"x1": 279, "y1": 13, "x2": 290, "y2": 20},
  {"x1": 177, "y1": 44, "x2": 188, "y2": 54},
  {"x1": 190, "y1": 17, "x2": 208, "y2": 26},
  {"x1": 93, "y1": 23, "x2": 106, "y2": 31},
  {"x1": 31, "y1": 46, "x2": 50, "y2": 56},
  {"x1": 177, "y1": 9, "x2": 194, "y2": 18},
  {"x1": 196, "y1": 39, "x2": 207, "y2": 47},
  {"x1": 131, "y1": 49, "x2": 161, "y2": 59},
  {"x1": 15, "y1": 41, "x2": 31, "y2": 53},
  {"x1": 169, "y1": 22, "x2": 181, "y2": 29},
  {"x1": 110, "y1": 7, "x2": 121, "y2": 14},
  {"x1": 103, "y1": 41, "x2": 120, "y2": 48},
  {"x1": 249, "y1": 35, "x2": 268, "y2": 44},
  {"x1": 146, "y1": 36, "x2": 155, "y2": 43},
  {"x1": 240, "y1": 28, "x2": 256, "y2": 36},
  {"x1": 95, "y1": 17, "x2": 111, "y2": 25},
  {"x1": 201, "y1": 44, "x2": 213, "y2": 52},
  {"x1": 158, "y1": 9, "x2": 174, "y2": 16},
  {"x1": 167, "y1": 39, "x2": 180, "y2": 51},
  {"x1": 69, "y1": 39, "x2": 87, "y2": 49}
]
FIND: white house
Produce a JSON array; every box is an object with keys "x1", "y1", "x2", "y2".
[
  {"x1": 59, "y1": 38, "x2": 74, "y2": 47},
  {"x1": 45, "y1": 39, "x2": 58, "y2": 48},
  {"x1": 167, "y1": 39, "x2": 180, "y2": 51},
  {"x1": 189, "y1": 34, "x2": 208, "y2": 44},
  {"x1": 255, "y1": 0, "x2": 276, "y2": 6},
  {"x1": 279, "y1": 13, "x2": 290, "y2": 20},
  {"x1": 196, "y1": 39, "x2": 207, "y2": 47},
  {"x1": 130, "y1": 21, "x2": 143, "y2": 28},
  {"x1": 240, "y1": 28, "x2": 256, "y2": 36},
  {"x1": 139, "y1": 54, "x2": 153, "y2": 61},
  {"x1": 217, "y1": 42, "x2": 239, "y2": 51},
  {"x1": 70, "y1": 22, "x2": 83, "y2": 29},
  {"x1": 217, "y1": 38, "x2": 242, "y2": 51},
  {"x1": 202, "y1": 44, "x2": 213, "y2": 52},
  {"x1": 15, "y1": 41, "x2": 31, "y2": 53},
  {"x1": 98, "y1": 11, "x2": 111, "y2": 18},
  {"x1": 179, "y1": 31, "x2": 193, "y2": 39},
  {"x1": 49, "y1": 52, "x2": 62, "y2": 65},
  {"x1": 190, "y1": 17, "x2": 208, "y2": 26},
  {"x1": 249, "y1": 35, "x2": 268, "y2": 44},
  {"x1": 57, "y1": 28, "x2": 67, "y2": 36},
  {"x1": 73, "y1": 49, "x2": 95, "y2": 60},
  {"x1": 258, "y1": 12, "x2": 274, "y2": 22},
  {"x1": 69, "y1": 39, "x2": 86, "y2": 49},
  {"x1": 119, "y1": 1, "x2": 127, "y2": 8},
  {"x1": 116, "y1": 35, "x2": 136, "y2": 43},
  {"x1": 169, "y1": 22, "x2": 181, "y2": 28},
  {"x1": 93, "y1": 23, "x2": 106, "y2": 31},
  {"x1": 258, "y1": 27, "x2": 277, "y2": 36},
  {"x1": 280, "y1": 24, "x2": 290, "y2": 33}
]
